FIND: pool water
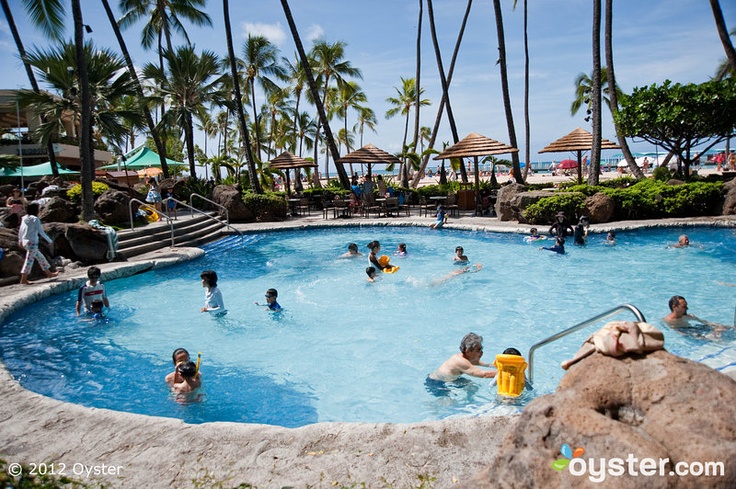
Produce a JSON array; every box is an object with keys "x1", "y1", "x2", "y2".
[{"x1": 1, "y1": 226, "x2": 735, "y2": 427}]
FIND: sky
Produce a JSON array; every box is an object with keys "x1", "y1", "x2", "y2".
[{"x1": 1, "y1": 0, "x2": 734, "y2": 172}]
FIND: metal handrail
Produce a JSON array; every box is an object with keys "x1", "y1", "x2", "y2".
[
  {"x1": 190, "y1": 193, "x2": 229, "y2": 226},
  {"x1": 128, "y1": 198, "x2": 175, "y2": 248},
  {"x1": 168, "y1": 197, "x2": 243, "y2": 239},
  {"x1": 527, "y1": 304, "x2": 646, "y2": 385}
]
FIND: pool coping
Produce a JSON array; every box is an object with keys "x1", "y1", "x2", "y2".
[{"x1": 1, "y1": 214, "x2": 735, "y2": 487}]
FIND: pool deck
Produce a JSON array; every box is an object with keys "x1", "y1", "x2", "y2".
[{"x1": 1, "y1": 212, "x2": 735, "y2": 488}]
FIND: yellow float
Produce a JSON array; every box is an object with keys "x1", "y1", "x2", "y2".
[
  {"x1": 494, "y1": 353, "x2": 528, "y2": 397},
  {"x1": 378, "y1": 255, "x2": 399, "y2": 274}
]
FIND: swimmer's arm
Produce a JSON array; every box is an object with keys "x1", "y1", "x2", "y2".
[
  {"x1": 103, "y1": 296, "x2": 110, "y2": 308},
  {"x1": 75, "y1": 301, "x2": 82, "y2": 315},
  {"x1": 464, "y1": 365, "x2": 496, "y2": 378}
]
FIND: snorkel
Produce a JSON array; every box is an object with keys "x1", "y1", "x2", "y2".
[{"x1": 195, "y1": 352, "x2": 201, "y2": 375}]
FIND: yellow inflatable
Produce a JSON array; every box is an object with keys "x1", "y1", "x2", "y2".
[
  {"x1": 141, "y1": 204, "x2": 159, "y2": 222},
  {"x1": 378, "y1": 255, "x2": 399, "y2": 274},
  {"x1": 494, "y1": 353, "x2": 528, "y2": 397}
]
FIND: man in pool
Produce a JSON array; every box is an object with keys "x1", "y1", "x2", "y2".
[
  {"x1": 339, "y1": 243, "x2": 363, "y2": 258},
  {"x1": 429, "y1": 333, "x2": 496, "y2": 382},
  {"x1": 663, "y1": 295, "x2": 729, "y2": 337}
]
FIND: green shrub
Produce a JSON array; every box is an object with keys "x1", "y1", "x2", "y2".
[
  {"x1": 66, "y1": 181, "x2": 109, "y2": 202},
  {"x1": 651, "y1": 166, "x2": 672, "y2": 182},
  {"x1": 522, "y1": 192, "x2": 587, "y2": 224},
  {"x1": 243, "y1": 192, "x2": 287, "y2": 221}
]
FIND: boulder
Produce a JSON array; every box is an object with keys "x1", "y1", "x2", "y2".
[
  {"x1": 495, "y1": 183, "x2": 527, "y2": 221},
  {"x1": 0, "y1": 227, "x2": 55, "y2": 279},
  {"x1": 512, "y1": 191, "x2": 556, "y2": 224},
  {"x1": 45, "y1": 222, "x2": 109, "y2": 264},
  {"x1": 0, "y1": 208, "x2": 20, "y2": 229},
  {"x1": 721, "y1": 178, "x2": 736, "y2": 215},
  {"x1": 463, "y1": 350, "x2": 736, "y2": 488},
  {"x1": 584, "y1": 192, "x2": 616, "y2": 223},
  {"x1": 212, "y1": 184, "x2": 254, "y2": 222},
  {"x1": 95, "y1": 189, "x2": 134, "y2": 225},
  {"x1": 38, "y1": 196, "x2": 78, "y2": 223}
]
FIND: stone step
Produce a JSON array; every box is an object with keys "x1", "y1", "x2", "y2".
[{"x1": 116, "y1": 212, "x2": 226, "y2": 258}]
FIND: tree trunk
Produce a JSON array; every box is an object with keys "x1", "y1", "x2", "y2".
[
  {"x1": 589, "y1": 0, "x2": 602, "y2": 185},
  {"x1": 101, "y1": 0, "x2": 169, "y2": 178},
  {"x1": 72, "y1": 0, "x2": 94, "y2": 220},
  {"x1": 522, "y1": 0, "x2": 530, "y2": 181},
  {"x1": 411, "y1": 0, "x2": 472, "y2": 189},
  {"x1": 411, "y1": 0, "x2": 423, "y2": 158},
  {"x1": 2, "y1": 0, "x2": 60, "y2": 178},
  {"x1": 427, "y1": 0, "x2": 467, "y2": 183},
  {"x1": 604, "y1": 0, "x2": 643, "y2": 179},
  {"x1": 492, "y1": 0, "x2": 521, "y2": 183},
  {"x1": 224, "y1": 0, "x2": 262, "y2": 192},
  {"x1": 709, "y1": 0, "x2": 736, "y2": 72},
  {"x1": 281, "y1": 0, "x2": 348, "y2": 189}
]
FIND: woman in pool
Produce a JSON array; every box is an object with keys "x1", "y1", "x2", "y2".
[
  {"x1": 199, "y1": 270, "x2": 226, "y2": 316},
  {"x1": 366, "y1": 240, "x2": 388, "y2": 271}
]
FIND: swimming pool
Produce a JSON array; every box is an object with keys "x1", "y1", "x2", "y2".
[{"x1": 1, "y1": 225, "x2": 735, "y2": 427}]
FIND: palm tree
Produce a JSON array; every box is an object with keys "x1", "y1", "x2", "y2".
[
  {"x1": 240, "y1": 34, "x2": 287, "y2": 162},
  {"x1": 336, "y1": 79, "x2": 366, "y2": 155},
  {"x1": 101, "y1": 0, "x2": 171, "y2": 176},
  {"x1": 411, "y1": 0, "x2": 472, "y2": 189},
  {"x1": 426, "y1": 0, "x2": 467, "y2": 183},
  {"x1": 142, "y1": 46, "x2": 225, "y2": 178},
  {"x1": 309, "y1": 39, "x2": 362, "y2": 183},
  {"x1": 589, "y1": 0, "x2": 603, "y2": 185},
  {"x1": 265, "y1": 86, "x2": 294, "y2": 160},
  {"x1": 21, "y1": 0, "x2": 95, "y2": 219},
  {"x1": 118, "y1": 0, "x2": 212, "y2": 65},
  {"x1": 1, "y1": 0, "x2": 60, "y2": 177},
  {"x1": 709, "y1": 0, "x2": 736, "y2": 73},
  {"x1": 353, "y1": 105, "x2": 377, "y2": 149},
  {"x1": 491, "y1": 0, "x2": 522, "y2": 183},
  {"x1": 283, "y1": 54, "x2": 308, "y2": 152},
  {"x1": 385, "y1": 77, "x2": 430, "y2": 187},
  {"x1": 294, "y1": 110, "x2": 316, "y2": 157},
  {"x1": 571, "y1": 69, "x2": 619, "y2": 116},
  {"x1": 412, "y1": 0, "x2": 423, "y2": 155},
  {"x1": 223, "y1": 0, "x2": 262, "y2": 192},
  {"x1": 604, "y1": 0, "x2": 644, "y2": 179}
]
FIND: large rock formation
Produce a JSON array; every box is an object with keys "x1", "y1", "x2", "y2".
[
  {"x1": 494, "y1": 183, "x2": 526, "y2": 221},
  {"x1": 38, "y1": 196, "x2": 78, "y2": 223},
  {"x1": 46, "y1": 223, "x2": 109, "y2": 264},
  {"x1": 584, "y1": 192, "x2": 616, "y2": 223},
  {"x1": 463, "y1": 350, "x2": 736, "y2": 488},
  {"x1": 212, "y1": 184, "x2": 254, "y2": 222},
  {"x1": 721, "y1": 178, "x2": 736, "y2": 215},
  {"x1": 95, "y1": 189, "x2": 135, "y2": 225}
]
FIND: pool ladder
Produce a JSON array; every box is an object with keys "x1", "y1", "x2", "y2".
[{"x1": 526, "y1": 303, "x2": 646, "y2": 386}]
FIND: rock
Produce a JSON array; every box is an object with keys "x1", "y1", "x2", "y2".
[
  {"x1": 0, "y1": 208, "x2": 20, "y2": 229},
  {"x1": 495, "y1": 183, "x2": 526, "y2": 221},
  {"x1": 38, "y1": 196, "x2": 78, "y2": 223},
  {"x1": 0, "y1": 227, "x2": 55, "y2": 280},
  {"x1": 45, "y1": 222, "x2": 109, "y2": 264},
  {"x1": 463, "y1": 350, "x2": 736, "y2": 488},
  {"x1": 95, "y1": 189, "x2": 134, "y2": 225},
  {"x1": 212, "y1": 184, "x2": 254, "y2": 222},
  {"x1": 512, "y1": 191, "x2": 555, "y2": 224},
  {"x1": 721, "y1": 179, "x2": 736, "y2": 215},
  {"x1": 584, "y1": 192, "x2": 616, "y2": 223}
]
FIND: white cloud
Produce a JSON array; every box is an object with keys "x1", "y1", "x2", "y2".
[
  {"x1": 241, "y1": 22, "x2": 287, "y2": 47},
  {"x1": 306, "y1": 24, "x2": 324, "y2": 43}
]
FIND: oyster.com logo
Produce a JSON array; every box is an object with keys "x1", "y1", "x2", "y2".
[{"x1": 552, "y1": 443, "x2": 585, "y2": 471}]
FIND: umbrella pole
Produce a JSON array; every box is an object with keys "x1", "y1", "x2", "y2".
[
  {"x1": 285, "y1": 170, "x2": 292, "y2": 197},
  {"x1": 474, "y1": 156, "x2": 481, "y2": 216}
]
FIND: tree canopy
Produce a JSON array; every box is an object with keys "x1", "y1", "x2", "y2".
[{"x1": 615, "y1": 78, "x2": 736, "y2": 175}]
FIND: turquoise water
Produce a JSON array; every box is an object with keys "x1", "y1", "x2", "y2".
[{"x1": 1, "y1": 226, "x2": 735, "y2": 427}]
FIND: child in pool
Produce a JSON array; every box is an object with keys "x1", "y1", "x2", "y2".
[
  {"x1": 339, "y1": 243, "x2": 363, "y2": 258},
  {"x1": 395, "y1": 243, "x2": 407, "y2": 256},
  {"x1": 366, "y1": 240, "x2": 388, "y2": 271},
  {"x1": 524, "y1": 228, "x2": 546, "y2": 242},
  {"x1": 165, "y1": 348, "x2": 201, "y2": 385},
  {"x1": 606, "y1": 231, "x2": 616, "y2": 245},
  {"x1": 453, "y1": 246, "x2": 469, "y2": 263},
  {"x1": 255, "y1": 288, "x2": 282, "y2": 311},
  {"x1": 76, "y1": 266, "x2": 110, "y2": 315},
  {"x1": 429, "y1": 205, "x2": 447, "y2": 229},
  {"x1": 200, "y1": 270, "x2": 226, "y2": 315},
  {"x1": 172, "y1": 361, "x2": 201, "y2": 393},
  {"x1": 540, "y1": 237, "x2": 565, "y2": 254},
  {"x1": 366, "y1": 266, "x2": 378, "y2": 283}
]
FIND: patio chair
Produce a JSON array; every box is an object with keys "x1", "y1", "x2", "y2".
[
  {"x1": 362, "y1": 193, "x2": 382, "y2": 218},
  {"x1": 418, "y1": 196, "x2": 436, "y2": 217},
  {"x1": 296, "y1": 197, "x2": 311, "y2": 216},
  {"x1": 445, "y1": 193, "x2": 460, "y2": 217}
]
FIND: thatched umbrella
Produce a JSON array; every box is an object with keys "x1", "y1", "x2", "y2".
[
  {"x1": 539, "y1": 127, "x2": 620, "y2": 184},
  {"x1": 270, "y1": 151, "x2": 317, "y2": 196},
  {"x1": 336, "y1": 143, "x2": 401, "y2": 178},
  {"x1": 434, "y1": 132, "x2": 519, "y2": 215}
]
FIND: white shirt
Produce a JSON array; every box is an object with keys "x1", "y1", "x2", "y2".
[{"x1": 18, "y1": 215, "x2": 52, "y2": 246}]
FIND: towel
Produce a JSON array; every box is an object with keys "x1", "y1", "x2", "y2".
[
  {"x1": 88, "y1": 220, "x2": 119, "y2": 261},
  {"x1": 561, "y1": 321, "x2": 665, "y2": 370}
]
